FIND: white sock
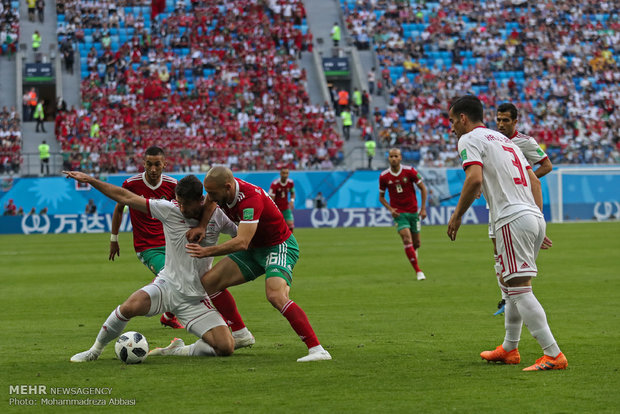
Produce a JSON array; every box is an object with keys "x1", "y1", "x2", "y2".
[
  {"x1": 188, "y1": 339, "x2": 217, "y2": 356},
  {"x1": 308, "y1": 345, "x2": 325, "y2": 354},
  {"x1": 92, "y1": 306, "x2": 129, "y2": 353},
  {"x1": 502, "y1": 296, "x2": 522, "y2": 351},
  {"x1": 507, "y1": 286, "x2": 561, "y2": 357},
  {"x1": 232, "y1": 327, "x2": 250, "y2": 337}
]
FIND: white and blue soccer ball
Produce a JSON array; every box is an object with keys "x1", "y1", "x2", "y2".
[{"x1": 115, "y1": 331, "x2": 149, "y2": 364}]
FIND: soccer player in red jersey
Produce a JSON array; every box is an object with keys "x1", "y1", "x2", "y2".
[
  {"x1": 379, "y1": 148, "x2": 428, "y2": 280},
  {"x1": 109, "y1": 146, "x2": 183, "y2": 329},
  {"x1": 186, "y1": 166, "x2": 331, "y2": 362},
  {"x1": 269, "y1": 168, "x2": 295, "y2": 232}
]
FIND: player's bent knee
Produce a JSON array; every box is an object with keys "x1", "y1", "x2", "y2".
[
  {"x1": 266, "y1": 286, "x2": 291, "y2": 310},
  {"x1": 203, "y1": 327, "x2": 234, "y2": 356},
  {"x1": 120, "y1": 290, "x2": 151, "y2": 318}
]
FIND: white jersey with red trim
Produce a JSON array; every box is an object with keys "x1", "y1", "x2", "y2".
[
  {"x1": 510, "y1": 131, "x2": 548, "y2": 166},
  {"x1": 458, "y1": 126, "x2": 542, "y2": 230},
  {"x1": 146, "y1": 199, "x2": 237, "y2": 299}
]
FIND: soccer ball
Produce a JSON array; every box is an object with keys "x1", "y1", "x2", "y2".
[{"x1": 115, "y1": 331, "x2": 149, "y2": 364}]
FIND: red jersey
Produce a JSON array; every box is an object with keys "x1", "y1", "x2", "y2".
[
  {"x1": 123, "y1": 173, "x2": 177, "y2": 252},
  {"x1": 268, "y1": 178, "x2": 295, "y2": 212},
  {"x1": 379, "y1": 165, "x2": 423, "y2": 213},
  {"x1": 221, "y1": 178, "x2": 291, "y2": 248}
]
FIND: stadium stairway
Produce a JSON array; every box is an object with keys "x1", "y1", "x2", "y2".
[
  {"x1": 303, "y1": 0, "x2": 387, "y2": 170},
  {"x1": 0, "y1": 47, "x2": 17, "y2": 111},
  {"x1": 17, "y1": 0, "x2": 62, "y2": 176},
  {"x1": 298, "y1": 50, "x2": 324, "y2": 107}
]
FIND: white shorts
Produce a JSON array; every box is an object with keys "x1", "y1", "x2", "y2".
[
  {"x1": 495, "y1": 214, "x2": 545, "y2": 281},
  {"x1": 141, "y1": 278, "x2": 226, "y2": 338}
]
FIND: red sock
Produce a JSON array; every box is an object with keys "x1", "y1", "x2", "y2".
[
  {"x1": 404, "y1": 244, "x2": 421, "y2": 272},
  {"x1": 209, "y1": 290, "x2": 246, "y2": 332},
  {"x1": 281, "y1": 300, "x2": 320, "y2": 349}
]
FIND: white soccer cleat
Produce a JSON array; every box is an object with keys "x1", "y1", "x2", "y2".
[
  {"x1": 70, "y1": 349, "x2": 100, "y2": 362},
  {"x1": 148, "y1": 338, "x2": 185, "y2": 356},
  {"x1": 232, "y1": 329, "x2": 255, "y2": 349},
  {"x1": 416, "y1": 271, "x2": 426, "y2": 281},
  {"x1": 297, "y1": 349, "x2": 332, "y2": 362}
]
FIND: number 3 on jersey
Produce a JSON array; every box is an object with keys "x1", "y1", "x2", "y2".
[{"x1": 502, "y1": 146, "x2": 528, "y2": 187}]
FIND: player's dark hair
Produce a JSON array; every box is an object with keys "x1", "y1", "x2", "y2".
[
  {"x1": 497, "y1": 102, "x2": 518, "y2": 120},
  {"x1": 450, "y1": 95, "x2": 484, "y2": 123},
  {"x1": 175, "y1": 175, "x2": 203, "y2": 201},
  {"x1": 145, "y1": 146, "x2": 165, "y2": 157}
]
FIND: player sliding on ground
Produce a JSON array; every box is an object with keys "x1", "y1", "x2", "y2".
[
  {"x1": 108, "y1": 146, "x2": 185, "y2": 329},
  {"x1": 447, "y1": 96, "x2": 567, "y2": 371},
  {"x1": 64, "y1": 172, "x2": 254, "y2": 361},
  {"x1": 183, "y1": 166, "x2": 331, "y2": 362}
]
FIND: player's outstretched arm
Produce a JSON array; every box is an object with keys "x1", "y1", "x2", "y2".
[
  {"x1": 63, "y1": 171, "x2": 148, "y2": 213},
  {"x1": 447, "y1": 164, "x2": 482, "y2": 241}
]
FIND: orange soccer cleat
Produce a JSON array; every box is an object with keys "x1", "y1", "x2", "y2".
[
  {"x1": 480, "y1": 345, "x2": 521, "y2": 364},
  {"x1": 160, "y1": 313, "x2": 185, "y2": 329},
  {"x1": 522, "y1": 353, "x2": 568, "y2": 371}
]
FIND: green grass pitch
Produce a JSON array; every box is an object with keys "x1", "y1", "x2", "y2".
[{"x1": 1, "y1": 222, "x2": 619, "y2": 413}]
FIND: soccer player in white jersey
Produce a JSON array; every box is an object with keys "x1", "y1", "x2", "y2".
[
  {"x1": 65, "y1": 172, "x2": 242, "y2": 361},
  {"x1": 491, "y1": 103, "x2": 553, "y2": 315},
  {"x1": 447, "y1": 95, "x2": 567, "y2": 371}
]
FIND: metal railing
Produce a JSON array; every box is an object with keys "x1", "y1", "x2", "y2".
[{"x1": 3, "y1": 152, "x2": 65, "y2": 177}]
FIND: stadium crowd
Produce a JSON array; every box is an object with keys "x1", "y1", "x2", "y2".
[
  {"x1": 54, "y1": 0, "x2": 343, "y2": 173},
  {"x1": 343, "y1": 0, "x2": 619, "y2": 166},
  {"x1": 0, "y1": 0, "x2": 19, "y2": 58},
  {"x1": 0, "y1": 106, "x2": 21, "y2": 175}
]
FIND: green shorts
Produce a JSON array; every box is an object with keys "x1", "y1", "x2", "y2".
[
  {"x1": 137, "y1": 247, "x2": 166, "y2": 275},
  {"x1": 281, "y1": 208, "x2": 294, "y2": 222},
  {"x1": 394, "y1": 212, "x2": 421, "y2": 234},
  {"x1": 228, "y1": 234, "x2": 299, "y2": 286}
]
